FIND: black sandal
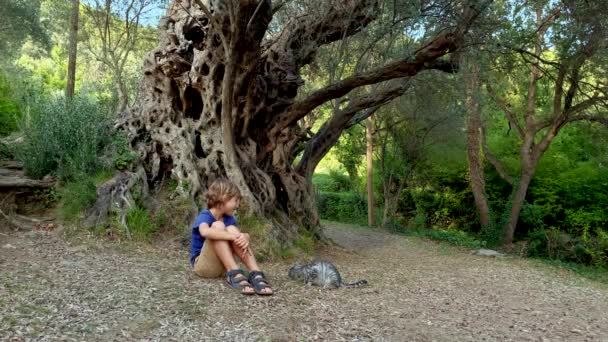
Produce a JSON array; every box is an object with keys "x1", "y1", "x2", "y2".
[
  {"x1": 248, "y1": 271, "x2": 273, "y2": 296},
  {"x1": 225, "y1": 269, "x2": 254, "y2": 295}
]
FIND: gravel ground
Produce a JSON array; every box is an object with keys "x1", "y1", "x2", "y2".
[{"x1": 1, "y1": 222, "x2": 607, "y2": 341}]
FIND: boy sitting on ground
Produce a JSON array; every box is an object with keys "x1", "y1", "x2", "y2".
[{"x1": 190, "y1": 178, "x2": 273, "y2": 295}]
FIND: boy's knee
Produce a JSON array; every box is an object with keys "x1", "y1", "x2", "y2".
[{"x1": 211, "y1": 221, "x2": 226, "y2": 230}]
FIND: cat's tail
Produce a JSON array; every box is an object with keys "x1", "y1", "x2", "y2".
[{"x1": 341, "y1": 279, "x2": 368, "y2": 288}]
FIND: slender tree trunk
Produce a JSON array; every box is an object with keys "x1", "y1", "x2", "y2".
[
  {"x1": 116, "y1": 74, "x2": 128, "y2": 113},
  {"x1": 381, "y1": 175, "x2": 391, "y2": 228},
  {"x1": 503, "y1": 168, "x2": 534, "y2": 245},
  {"x1": 382, "y1": 180, "x2": 405, "y2": 229},
  {"x1": 366, "y1": 117, "x2": 374, "y2": 226},
  {"x1": 66, "y1": 0, "x2": 80, "y2": 99},
  {"x1": 504, "y1": 132, "x2": 554, "y2": 244},
  {"x1": 463, "y1": 57, "x2": 491, "y2": 226}
]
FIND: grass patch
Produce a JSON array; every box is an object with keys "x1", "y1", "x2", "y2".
[
  {"x1": 1, "y1": 314, "x2": 17, "y2": 328},
  {"x1": 126, "y1": 206, "x2": 158, "y2": 241},
  {"x1": 292, "y1": 231, "x2": 316, "y2": 255},
  {"x1": 58, "y1": 177, "x2": 98, "y2": 221},
  {"x1": 92, "y1": 169, "x2": 114, "y2": 185},
  {"x1": 57, "y1": 170, "x2": 115, "y2": 222}
]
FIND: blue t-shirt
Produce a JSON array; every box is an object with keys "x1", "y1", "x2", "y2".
[{"x1": 190, "y1": 209, "x2": 237, "y2": 266}]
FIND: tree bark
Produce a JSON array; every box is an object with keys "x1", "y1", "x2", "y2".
[
  {"x1": 462, "y1": 55, "x2": 491, "y2": 227},
  {"x1": 116, "y1": 73, "x2": 129, "y2": 113},
  {"x1": 366, "y1": 117, "x2": 374, "y2": 227},
  {"x1": 503, "y1": 165, "x2": 535, "y2": 245},
  {"x1": 66, "y1": 0, "x2": 80, "y2": 99}
]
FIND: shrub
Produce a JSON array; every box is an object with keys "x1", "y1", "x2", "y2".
[
  {"x1": 0, "y1": 72, "x2": 22, "y2": 136},
  {"x1": 16, "y1": 95, "x2": 111, "y2": 180},
  {"x1": 316, "y1": 191, "x2": 367, "y2": 225},
  {"x1": 407, "y1": 184, "x2": 475, "y2": 231},
  {"x1": 527, "y1": 227, "x2": 608, "y2": 267},
  {"x1": 312, "y1": 170, "x2": 352, "y2": 192}
]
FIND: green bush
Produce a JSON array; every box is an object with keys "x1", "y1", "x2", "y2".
[
  {"x1": 312, "y1": 170, "x2": 352, "y2": 192},
  {"x1": 408, "y1": 184, "x2": 475, "y2": 231},
  {"x1": 519, "y1": 202, "x2": 546, "y2": 231},
  {"x1": 16, "y1": 95, "x2": 111, "y2": 180},
  {"x1": 316, "y1": 191, "x2": 367, "y2": 225},
  {"x1": 0, "y1": 73, "x2": 21, "y2": 136},
  {"x1": 527, "y1": 227, "x2": 608, "y2": 267},
  {"x1": 109, "y1": 131, "x2": 138, "y2": 171}
]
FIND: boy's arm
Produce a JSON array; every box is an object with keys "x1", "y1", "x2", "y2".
[{"x1": 199, "y1": 222, "x2": 239, "y2": 241}]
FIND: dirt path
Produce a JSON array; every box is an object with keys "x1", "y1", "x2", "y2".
[{"x1": 1, "y1": 222, "x2": 607, "y2": 341}]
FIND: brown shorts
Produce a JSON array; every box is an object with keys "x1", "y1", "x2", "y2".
[{"x1": 192, "y1": 241, "x2": 226, "y2": 278}]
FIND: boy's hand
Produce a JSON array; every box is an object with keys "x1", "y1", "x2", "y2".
[{"x1": 234, "y1": 233, "x2": 250, "y2": 252}]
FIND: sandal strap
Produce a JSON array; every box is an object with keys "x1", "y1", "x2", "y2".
[
  {"x1": 230, "y1": 275, "x2": 248, "y2": 284},
  {"x1": 248, "y1": 271, "x2": 273, "y2": 295},
  {"x1": 249, "y1": 271, "x2": 271, "y2": 286},
  {"x1": 226, "y1": 269, "x2": 251, "y2": 287},
  {"x1": 226, "y1": 268, "x2": 245, "y2": 277},
  {"x1": 249, "y1": 270, "x2": 265, "y2": 279}
]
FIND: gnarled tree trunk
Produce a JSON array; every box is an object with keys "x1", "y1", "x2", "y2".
[{"x1": 107, "y1": 0, "x2": 482, "y2": 243}]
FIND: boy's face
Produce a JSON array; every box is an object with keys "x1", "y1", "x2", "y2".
[{"x1": 222, "y1": 196, "x2": 240, "y2": 215}]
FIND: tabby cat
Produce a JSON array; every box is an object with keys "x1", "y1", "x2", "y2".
[{"x1": 288, "y1": 260, "x2": 368, "y2": 288}]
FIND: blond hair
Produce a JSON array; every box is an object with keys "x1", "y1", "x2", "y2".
[{"x1": 206, "y1": 178, "x2": 241, "y2": 209}]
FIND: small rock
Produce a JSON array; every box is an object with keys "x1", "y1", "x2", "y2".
[
  {"x1": 570, "y1": 328, "x2": 582, "y2": 334},
  {"x1": 68, "y1": 245, "x2": 89, "y2": 253},
  {"x1": 474, "y1": 249, "x2": 506, "y2": 257},
  {"x1": 2, "y1": 243, "x2": 16, "y2": 249},
  {"x1": 61, "y1": 260, "x2": 81, "y2": 268}
]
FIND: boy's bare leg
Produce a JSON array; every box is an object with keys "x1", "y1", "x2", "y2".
[
  {"x1": 226, "y1": 225, "x2": 273, "y2": 294},
  {"x1": 209, "y1": 239, "x2": 254, "y2": 293}
]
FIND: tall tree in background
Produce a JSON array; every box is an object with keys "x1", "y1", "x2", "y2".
[
  {"x1": 87, "y1": 0, "x2": 487, "y2": 242},
  {"x1": 81, "y1": 0, "x2": 161, "y2": 112},
  {"x1": 462, "y1": 53, "x2": 492, "y2": 227},
  {"x1": 0, "y1": 0, "x2": 50, "y2": 60},
  {"x1": 484, "y1": 1, "x2": 608, "y2": 245},
  {"x1": 66, "y1": 0, "x2": 80, "y2": 99},
  {"x1": 366, "y1": 116, "x2": 375, "y2": 226}
]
